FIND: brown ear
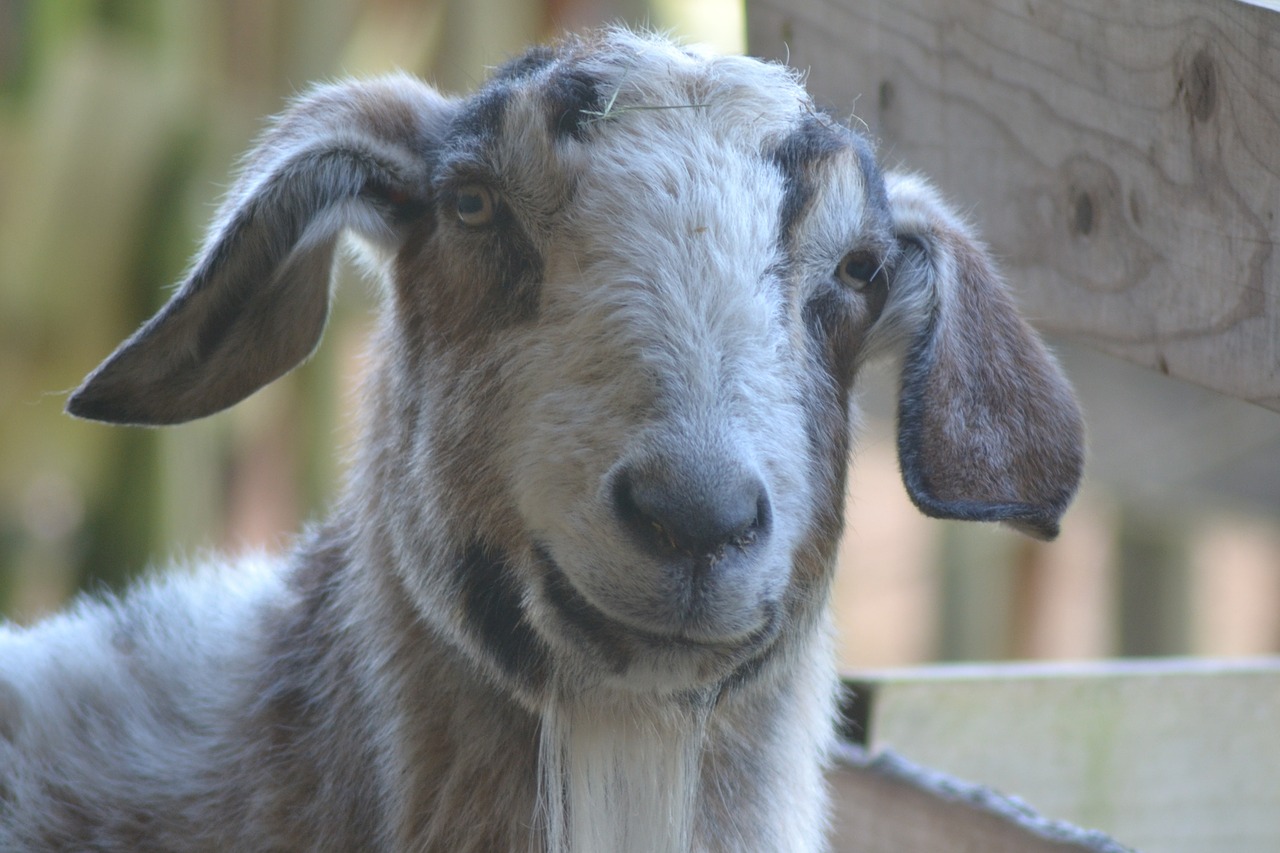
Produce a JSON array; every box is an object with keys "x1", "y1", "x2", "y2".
[
  {"x1": 67, "y1": 75, "x2": 452, "y2": 426},
  {"x1": 884, "y1": 173, "x2": 1084, "y2": 540}
]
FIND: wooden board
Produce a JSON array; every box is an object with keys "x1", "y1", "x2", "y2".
[
  {"x1": 828, "y1": 744, "x2": 1130, "y2": 853},
  {"x1": 747, "y1": 0, "x2": 1280, "y2": 410},
  {"x1": 843, "y1": 659, "x2": 1280, "y2": 853}
]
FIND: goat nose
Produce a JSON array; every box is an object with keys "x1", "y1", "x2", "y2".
[{"x1": 612, "y1": 464, "x2": 771, "y2": 560}]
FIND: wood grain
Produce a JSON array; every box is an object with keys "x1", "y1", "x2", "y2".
[
  {"x1": 844, "y1": 659, "x2": 1280, "y2": 853},
  {"x1": 828, "y1": 743, "x2": 1128, "y2": 852},
  {"x1": 748, "y1": 0, "x2": 1280, "y2": 410}
]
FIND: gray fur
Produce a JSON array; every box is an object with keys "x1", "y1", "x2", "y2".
[{"x1": 1, "y1": 29, "x2": 1083, "y2": 852}]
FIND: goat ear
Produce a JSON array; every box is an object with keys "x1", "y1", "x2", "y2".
[
  {"x1": 882, "y1": 173, "x2": 1084, "y2": 540},
  {"x1": 67, "y1": 75, "x2": 451, "y2": 426}
]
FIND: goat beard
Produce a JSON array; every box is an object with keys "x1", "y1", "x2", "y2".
[{"x1": 537, "y1": 688, "x2": 713, "y2": 853}]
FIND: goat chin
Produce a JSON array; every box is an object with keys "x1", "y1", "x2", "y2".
[
  {"x1": 538, "y1": 692, "x2": 709, "y2": 853},
  {"x1": 3, "y1": 25, "x2": 1083, "y2": 853}
]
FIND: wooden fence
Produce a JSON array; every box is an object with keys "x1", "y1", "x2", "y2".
[
  {"x1": 748, "y1": 0, "x2": 1280, "y2": 408},
  {"x1": 745, "y1": 0, "x2": 1280, "y2": 849},
  {"x1": 833, "y1": 658, "x2": 1279, "y2": 852}
]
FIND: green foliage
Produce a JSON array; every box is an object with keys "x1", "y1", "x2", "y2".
[{"x1": 0, "y1": 0, "x2": 464, "y2": 620}]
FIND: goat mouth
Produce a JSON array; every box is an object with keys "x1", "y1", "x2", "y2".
[{"x1": 532, "y1": 545, "x2": 782, "y2": 667}]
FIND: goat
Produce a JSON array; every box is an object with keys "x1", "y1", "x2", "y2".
[{"x1": 0, "y1": 29, "x2": 1084, "y2": 853}]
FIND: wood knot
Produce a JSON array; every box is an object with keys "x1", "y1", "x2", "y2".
[
  {"x1": 1180, "y1": 49, "x2": 1217, "y2": 123},
  {"x1": 878, "y1": 80, "x2": 895, "y2": 113},
  {"x1": 1072, "y1": 190, "x2": 1095, "y2": 237}
]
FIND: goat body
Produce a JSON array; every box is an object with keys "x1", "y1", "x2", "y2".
[{"x1": 0, "y1": 30, "x2": 1083, "y2": 852}]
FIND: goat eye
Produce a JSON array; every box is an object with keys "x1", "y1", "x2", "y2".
[
  {"x1": 836, "y1": 250, "x2": 882, "y2": 291},
  {"x1": 455, "y1": 185, "x2": 496, "y2": 226}
]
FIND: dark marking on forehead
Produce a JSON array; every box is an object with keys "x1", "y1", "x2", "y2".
[
  {"x1": 492, "y1": 44, "x2": 559, "y2": 83},
  {"x1": 456, "y1": 543, "x2": 551, "y2": 691},
  {"x1": 771, "y1": 115, "x2": 884, "y2": 246},
  {"x1": 771, "y1": 116, "x2": 850, "y2": 244},
  {"x1": 451, "y1": 45, "x2": 563, "y2": 147},
  {"x1": 544, "y1": 64, "x2": 607, "y2": 141},
  {"x1": 451, "y1": 81, "x2": 513, "y2": 145},
  {"x1": 854, "y1": 138, "x2": 892, "y2": 232}
]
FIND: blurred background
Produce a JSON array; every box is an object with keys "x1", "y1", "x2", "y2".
[{"x1": 1, "y1": 0, "x2": 1277, "y2": 670}]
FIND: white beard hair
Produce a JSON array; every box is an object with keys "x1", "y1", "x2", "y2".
[{"x1": 538, "y1": 690, "x2": 713, "y2": 853}]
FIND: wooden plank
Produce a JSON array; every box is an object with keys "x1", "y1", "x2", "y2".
[
  {"x1": 747, "y1": 0, "x2": 1280, "y2": 410},
  {"x1": 828, "y1": 744, "x2": 1129, "y2": 853},
  {"x1": 845, "y1": 659, "x2": 1280, "y2": 853}
]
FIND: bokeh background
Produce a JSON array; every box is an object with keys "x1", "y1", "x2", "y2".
[{"x1": 2, "y1": 0, "x2": 1278, "y2": 670}]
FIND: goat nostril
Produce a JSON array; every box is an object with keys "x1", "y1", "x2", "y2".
[
  {"x1": 612, "y1": 466, "x2": 770, "y2": 561},
  {"x1": 743, "y1": 493, "x2": 771, "y2": 546}
]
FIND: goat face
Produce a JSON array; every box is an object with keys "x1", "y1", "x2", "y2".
[
  {"x1": 68, "y1": 31, "x2": 1083, "y2": 703},
  {"x1": 487, "y1": 52, "x2": 868, "y2": 669}
]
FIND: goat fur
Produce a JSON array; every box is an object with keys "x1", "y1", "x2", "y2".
[{"x1": 0, "y1": 29, "x2": 1083, "y2": 853}]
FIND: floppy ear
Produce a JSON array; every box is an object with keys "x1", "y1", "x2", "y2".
[
  {"x1": 882, "y1": 173, "x2": 1084, "y2": 540},
  {"x1": 67, "y1": 74, "x2": 452, "y2": 426}
]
